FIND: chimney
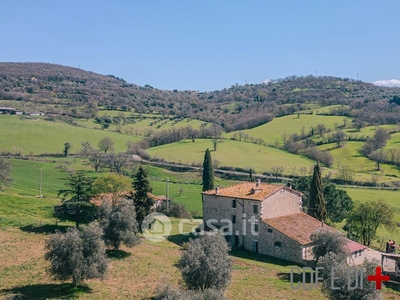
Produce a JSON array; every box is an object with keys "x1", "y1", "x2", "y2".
[
  {"x1": 321, "y1": 221, "x2": 324, "y2": 228},
  {"x1": 215, "y1": 187, "x2": 219, "y2": 194},
  {"x1": 256, "y1": 179, "x2": 261, "y2": 188}
]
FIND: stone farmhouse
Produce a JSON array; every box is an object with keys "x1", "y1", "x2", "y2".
[{"x1": 202, "y1": 180, "x2": 367, "y2": 265}]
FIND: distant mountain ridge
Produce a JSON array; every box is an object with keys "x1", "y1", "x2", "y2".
[{"x1": 0, "y1": 62, "x2": 399, "y2": 130}]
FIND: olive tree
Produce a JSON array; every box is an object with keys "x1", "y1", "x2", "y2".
[
  {"x1": 178, "y1": 234, "x2": 232, "y2": 291},
  {"x1": 155, "y1": 285, "x2": 225, "y2": 300},
  {"x1": 45, "y1": 222, "x2": 108, "y2": 287},
  {"x1": 99, "y1": 199, "x2": 141, "y2": 250},
  {"x1": 310, "y1": 230, "x2": 349, "y2": 262},
  {"x1": 317, "y1": 252, "x2": 381, "y2": 300}
]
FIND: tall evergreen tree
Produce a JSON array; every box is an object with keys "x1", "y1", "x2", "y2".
[
  {"x1": 249, "y1": 168, "x2": 255, "y2": 182},
  {"x1": 202, "y1": 149, "x2": 214, "y2": 191},
  {"x1": 56, "y1": 171, "x2": 96, "y2": 228},
  {"x1": 127, "y1": 166, "x2": 153, "y2": 232},
  {"x1": 309, "y1": 163, "x2": 327, "y2": 221}
]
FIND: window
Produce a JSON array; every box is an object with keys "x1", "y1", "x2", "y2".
[
  {"x1": 232, "y1": 215, "x2": 236, "y2": 224},
  {"x1": 253, "y1": 204, "x2": 258, "y2": 214},
  {"x1": 232, "y1": 200, "x2": 236, "y2": 208},
  {"x1": 253, "y1": 223, "x2": 259, "y2": 233},
  {"x1": 274, "y1": 241, "x2": 282, "y2": 247},
  {"x1": 268, "y1": 228, "x2": 273, "y2": 233}
]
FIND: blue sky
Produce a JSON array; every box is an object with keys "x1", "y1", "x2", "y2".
[{"x1": 1, "y1": 0, "x2": 399, "y2": 91}]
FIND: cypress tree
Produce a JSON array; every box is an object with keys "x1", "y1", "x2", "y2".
[
  {"x1": 202, "y1": 149, "x2": 214, "y2": 191},
  {"x1": 127, "y1": 166, "x2": 153, "y2": 232},
  {"x1": 249, "y1": 169, "x2": 255, "y2": 182},
  {"x1": 309, "y1": 163, "x2": 327, "y2": 221}
]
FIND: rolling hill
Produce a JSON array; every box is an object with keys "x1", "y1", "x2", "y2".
[{"x1": 1, "y1": 62, "x2": 400, "y2": 132}]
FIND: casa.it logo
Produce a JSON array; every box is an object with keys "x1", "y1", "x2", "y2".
[
  {"x1": 290, "y1": 266, "x2": 390, "y2": 290},
  {"x1": 141, "y1": 212, "x2": 172, "y2": 242}
]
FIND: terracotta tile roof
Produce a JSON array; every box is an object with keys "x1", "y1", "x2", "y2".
[
  {"x1": 263, "y1": 212, "x2": 339, "y2": 245},
  {"x1": 263, "y1": 212, "x2": 366, "y2": 253},
  {"x1": 202, "y1": 182, "x2": 285, "y2": 201},
  {"x1": 346, "y1": 239, "x2": 368, "y2": 253}
]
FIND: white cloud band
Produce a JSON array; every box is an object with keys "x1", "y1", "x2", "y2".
[{"x1": 373, "y1": 79, "x2": 400, "y2": 87}]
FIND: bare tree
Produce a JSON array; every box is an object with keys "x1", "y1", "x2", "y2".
[
  {"x1": 88, "y1": 149, "x2": 105, "y2": 172},
  {"x1": 271, "y1": 165, "x2": 284, "y2": 179},
  {"x1": 106, "y1": 153, "x2": 129, "y2": 174},
  {"x1": 80, "y1": 141, "x2": 93, "y2": 158},
  {"x1": 332, "y1": 130, "x2": 346, "y2": 147},
  {"x1": 212, "y1": 137, "x2": 223, "y2": 151},
  {"x1": 98, "y1": 137, "x2": 115, "y2": 154},
  {"x1": 316, "y1": 124, "x2": 326, "y2": 136},
  {"x1": 369, "y1": 149, "x2": 386, "y2": 171}
]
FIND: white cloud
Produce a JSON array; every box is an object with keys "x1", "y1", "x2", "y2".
[
  {"x1": 263, "y1": 79, "x2": 272, "y2": 84},
  {"x1": 373, "y1": 79, "x2": 400, "y2": 87}
]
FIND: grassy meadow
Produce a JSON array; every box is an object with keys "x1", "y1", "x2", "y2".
[
  {"x1": 148, "y1": 138, "x2": 315, "y2": 174},
  {"x1": 226, "y1": 114, "x2": 349, "y2": 146},
  {"x1": 0, "y1": 115, "x2": 140, "y2": 155},
  {"x1": 318, "y1": 142, "x2": 400, "y2": 182}
]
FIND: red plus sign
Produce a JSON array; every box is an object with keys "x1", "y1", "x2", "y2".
[{"x1": 367, "y1": 266, "x2": 390, "y2": 290}]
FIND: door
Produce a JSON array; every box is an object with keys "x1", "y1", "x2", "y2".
[
  {"x1": 234, "y1": 235, "x2": 239, "y2": 247},
  {"x1": 253, "y1": 241, "x2": 258, "y2": 253}
]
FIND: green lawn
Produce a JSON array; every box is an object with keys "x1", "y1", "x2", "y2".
[
  {"x1": 318, "y1": 142, "x2": 400, "y2": 181},
  {"x1": 147, "y1": 139, "x2": 315, "y2": 174},
  {"x1": 226, "y1": 114, "x2": 350, "y2": 146},
  {"x1": 0, "y1": 115, "x2": 140, "y2": 155},
  {"x1": 0, "y1": 194, "x2": 59, "y2": 227}
]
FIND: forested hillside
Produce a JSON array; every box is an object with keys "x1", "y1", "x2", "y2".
[{"x1": 1, "y1": 62, "x2": 400, "y2": 131}]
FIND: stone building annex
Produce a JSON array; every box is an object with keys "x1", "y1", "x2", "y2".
[{"x1": 202, "y1": 180, "x2": 367, "y2": 265}]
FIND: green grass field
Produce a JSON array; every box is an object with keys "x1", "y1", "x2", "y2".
[
  {"x1": 147, "y1": 138, "x2": 315, "y2": 174},
  {"x1": 2, "y1": 158, "x2": 239, "y2": 225},
  {"x1": 77, "y1": 115, "x2": 209, "y2": 135},
  {"x1": 0, "y1": 115, "x2": 140, "y2": 155},
  {"x1": 318, "y1": 142, "x2": 400, "y2": 181},
  {"x1": 226, "y1": 114, "x2": 350, "y2": 146}
]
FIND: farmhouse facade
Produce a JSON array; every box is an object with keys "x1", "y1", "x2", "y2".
[{"x1": 202, "y1": 181, "x2": 367, "y2": 265}]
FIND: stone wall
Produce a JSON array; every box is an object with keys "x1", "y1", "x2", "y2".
[
  {"x1": 258, "y1": 221, "x2": 304, "y2": 264},
  {"x1": 202, "y1": 194, "x2": 261, "y2": 249},
  {"x1": 261, "y1": 188, "x2": 302, "y2": 219},
  {"x1": 202, "y1": 188, "x2": 304, "y2": 262}
]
